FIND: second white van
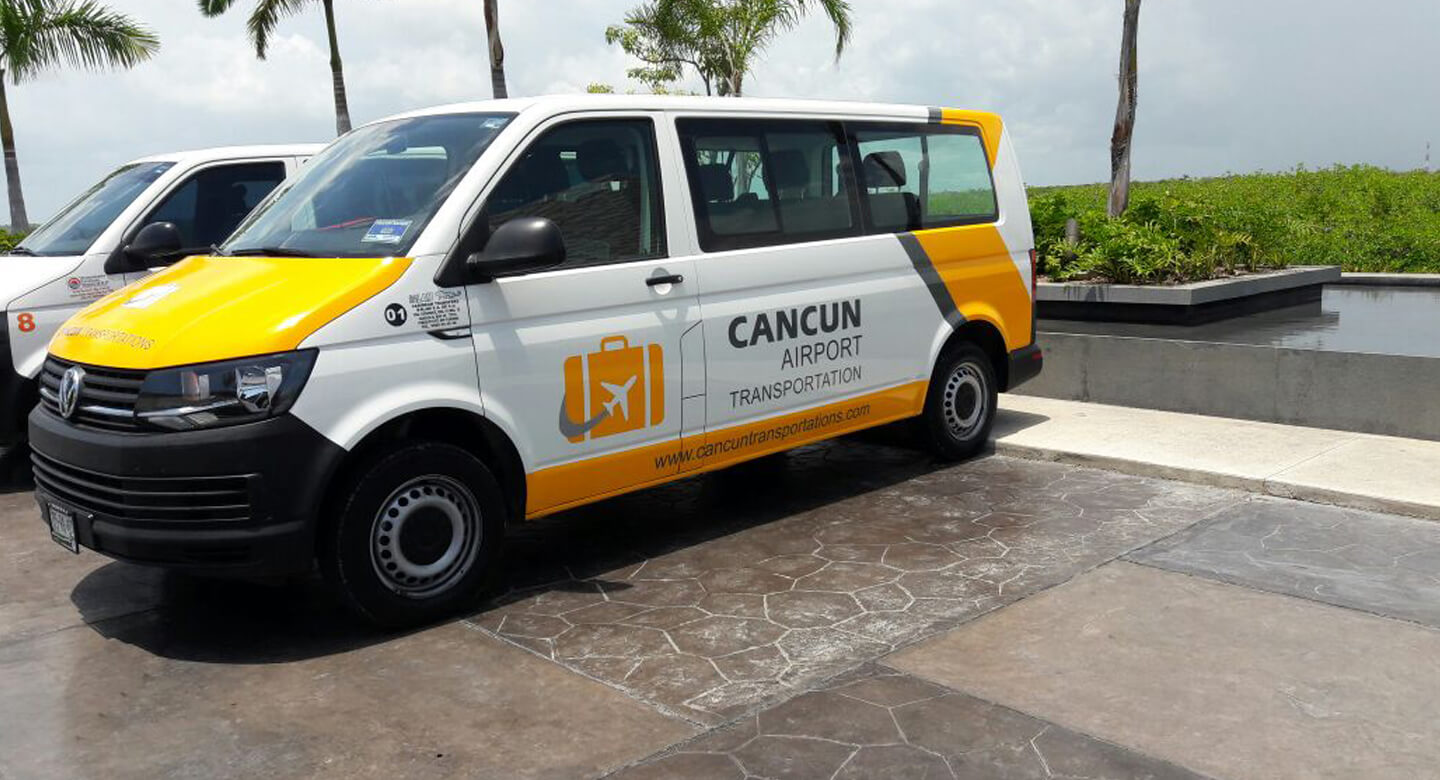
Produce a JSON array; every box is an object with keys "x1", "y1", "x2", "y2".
[{"x1": 2, "y1": 144, "x2": 322, "y2": 446}]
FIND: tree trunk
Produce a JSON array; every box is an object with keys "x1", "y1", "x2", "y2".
[
  {"x1": 484, "y1": 0, "x2": 507, "y2": 99},
  {"x1": 322, "y1": 0, "x2": 352, "y2": 135},
  {"x1": 0, "y1": 75, "x2": 28, "y2": 232},
  {"x1": 1107, "y1": 0, "x2": 1141, "y2": 218}
]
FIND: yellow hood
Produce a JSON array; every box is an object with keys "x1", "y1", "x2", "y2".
[{"x1": 49, "y1": 255, "x2": 412, "y2": 370}]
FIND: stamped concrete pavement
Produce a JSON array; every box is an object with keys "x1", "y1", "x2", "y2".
[
  {"x1": 9, "y1": 431, "x2": 1440, "y2": 779},
  {"x1": 471, "y1": 441, "x2": 1241, "y2": 724}
]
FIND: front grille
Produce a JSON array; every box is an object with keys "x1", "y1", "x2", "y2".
[
  {"x1": 32, "y1": 449, "x2": 254, "y2": 525},
  {"x1": 39, "y1": 357, "x2": 146, "y2": 432}
]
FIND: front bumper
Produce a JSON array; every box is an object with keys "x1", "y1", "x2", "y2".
[
  {"x1": 28, "y1": 406, "x2": 345, "y2": 577},
  {"x1": 1005, "y1": 343, "x2": 1043, "y2": 391}
]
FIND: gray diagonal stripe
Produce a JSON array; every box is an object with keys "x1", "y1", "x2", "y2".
[{"x1": 897, "y1": 233, "x2": 964, "y2": 331}]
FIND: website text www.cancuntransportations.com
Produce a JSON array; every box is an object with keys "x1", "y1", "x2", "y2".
[{"x1": 653, "y1": 403, "x2": 872, "y2": 470}]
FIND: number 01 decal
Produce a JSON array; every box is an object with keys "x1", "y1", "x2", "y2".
[{"x1": 16, "y1": 313, "x2": 35, "y2": 333}]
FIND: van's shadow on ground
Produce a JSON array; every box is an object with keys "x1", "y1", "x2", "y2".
[
  {"x1": 71, "y1": 411, "x2": 1052, "y2": 665},
  {"x1": 0, "y1": 445, "x2": 35, "y2": 494}
]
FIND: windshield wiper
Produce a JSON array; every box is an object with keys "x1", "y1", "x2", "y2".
[
  {"x1": 5, "y1": 246, "x2": 38, "y2": 256},
  {"x1": 226, "y1": 247, "x2": 318, "y2": 258}
]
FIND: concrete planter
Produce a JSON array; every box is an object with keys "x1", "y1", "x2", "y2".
[
  {"x1": 1017, "y1": 331, "x2": 1440, "y2": 442},
  {"x1": 1038, "y1": 265, "x2": 1342, "y2": 325}
]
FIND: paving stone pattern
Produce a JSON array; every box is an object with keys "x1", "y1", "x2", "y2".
[
  {"x1": 468, "y1": 442, "x2": 1241, "y2": 723},
  {"x1": 609, "y1": 665, "x2": 1207, "y2": 779},
  {"x1": 1130, "y1": 495, "x2": 1440, "y2": 629}
]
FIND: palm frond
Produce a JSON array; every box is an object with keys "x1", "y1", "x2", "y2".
[
  {"x1": 247, "y1": 0, "x2": 310, "y2": 59},
  {"x1": 196, "y1": 0, "x2": 238, "y2": 19},
  {"x1": 5, "y1": 0, "x2": 159, "y2": 82},
  {"x1": 807, "y1": 0, "x2": 851, "y2": 57}
]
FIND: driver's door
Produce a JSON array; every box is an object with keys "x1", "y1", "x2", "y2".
[
  {"x1": 465, "y1": 114, "x2": 702, "y2": 518},
  {"x1": 121, "y1": 159, "x2": 290, "y2": 283}
]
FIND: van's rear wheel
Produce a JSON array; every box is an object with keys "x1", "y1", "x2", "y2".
[
  {"x1": 320, "y1": 442, "x2": 504, "y2": 628},
  {"x1": 920, "y1": 342, "x2": 998, "y2": 460}
]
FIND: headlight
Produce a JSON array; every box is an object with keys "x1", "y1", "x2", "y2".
[{"x1": 134, "y1": 350, "x2": 317, "y2": 431}]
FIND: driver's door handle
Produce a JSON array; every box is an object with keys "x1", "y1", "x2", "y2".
[{"x1": 646, "y1": 273, "x2": 684, "y2": 287}]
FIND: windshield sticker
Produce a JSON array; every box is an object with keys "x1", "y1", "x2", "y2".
[
  {"x1": 65, "y1": 274, "x2": 113, "y2": 301},
  {"x1": 122, "y1": 283, "x2": 180, "y2": 310},
  {"x1": 361, "y1": 219, "x2": 412, "y2": 245},
  {"x1": 482, "y1": 117, "x2": 507, "y2": 129}
]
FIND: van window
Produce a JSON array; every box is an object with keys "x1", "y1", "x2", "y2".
[
  {"x1": 486, "y1": 119, "x2": 665, "y2": 267},
  {"x1": 14, "y1": 162, "x2": 174, "y2": 256},
  {"x1": 223, "y1": 113, "x2": 513, "y2": 258},
  {"x1": 142, "y1": 162, "x2": 287, "y2": 253},
  {"x1": 852, "y1": 124, "x2": 998, "y2": 232},
  {"x1": 677, "y1": 118, "x2": 856, "y2": 252}
]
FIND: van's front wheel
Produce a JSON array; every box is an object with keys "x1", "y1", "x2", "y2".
[
  {"x1": 920, "y1": 342, "x2": 998, "y2": 460},
  {"x1": 320, "y1": 442, "x2": 504, "y2": 628}
]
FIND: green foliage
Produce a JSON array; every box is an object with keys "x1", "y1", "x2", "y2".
[
  {"x1": 605, "y1": 0, "x2": 851, "y2": 96},
  {"x1": 0, "y1": 0, "x2": 159, "y2": 82},
  {"x1": 197, "y1": 0, "x2": 307, "y2": 60},
  {"x1": 0, "y1": 228, "x2": 25, "y2": 250},
  {"x1": 1030, "y1": 165, "x2": 1440, "y2": 282}
]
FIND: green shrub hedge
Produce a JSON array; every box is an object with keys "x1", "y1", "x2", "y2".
[{"x1": 1029, "y1": 165, "x2": 1440, "y2": 283}]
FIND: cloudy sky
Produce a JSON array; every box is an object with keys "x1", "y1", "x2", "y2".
[{"x1": 13, "y1": 0, "x2": 1438, "y2": 219}]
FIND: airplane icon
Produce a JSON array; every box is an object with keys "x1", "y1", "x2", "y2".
[{"x1": 599, "y1": 375, "x2": 637, "y2": 421}]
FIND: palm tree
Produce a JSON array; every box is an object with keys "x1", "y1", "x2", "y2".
[
  {"x1": 199, "y1": 0, "x2": 352, "y2": 135},
  {"x1": 483, "y1": 0, "x2": 506, "y2": 99},
  {"x1": 0, "y1": 0, "x2": 158, "y2": 231},
  {"x1": 1108, "y1": 0, "x2": 1141, "y2": 217},
  {"x1": 608, "y1": 0, "x2": 851, "y2": 97}
]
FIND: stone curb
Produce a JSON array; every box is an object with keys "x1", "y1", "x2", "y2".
[
  {"x1": 1036, "y1": 265, "x2": 1339, "y2": 305},
  {"x1": 994, "y1": 439, "x2": 1440, "y2": 522},
  {"x1": 1333, "y1": 272, "x2": 1440, "y2": 288}
]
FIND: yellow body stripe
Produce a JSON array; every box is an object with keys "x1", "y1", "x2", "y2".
[
  {"x1": 525, "y1": 381, "x2": 928, "y2": 518},
  {"x1": 48, "y1": 255, "x2": 411, "y2": 370},
  {"x1": 912, "y1": 225, "x2": 1033, "y2": 350}
]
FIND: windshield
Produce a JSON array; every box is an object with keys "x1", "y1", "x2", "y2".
[
  {"x1": 223, "y1": 112, "x2": 515, "y2": 258},
  {"x1": 14, "y1": 162, "x2": 175, "y2": 256}
]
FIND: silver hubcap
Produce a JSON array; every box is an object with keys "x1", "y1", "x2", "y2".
[
  {"x1": 370, "y1": 475, "x2": 481, "y2": 599},
  {"x1": 942, "y1": 361, "x2": 988, "y2": 440}
]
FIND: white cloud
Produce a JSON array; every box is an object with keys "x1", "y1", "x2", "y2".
[{"x1": 9, "y1": 0, "x2": 1439, "y2": 219}]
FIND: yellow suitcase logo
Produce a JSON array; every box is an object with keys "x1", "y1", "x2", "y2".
[{"x1": 558, "y1": 336, "x2": 664, "y2": 443}]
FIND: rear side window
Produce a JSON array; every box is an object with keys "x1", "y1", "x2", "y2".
[
  {"x1": 852, "y1": 124, "x2": 998, "y2": 233},
  {"x1": 677, "y1": 118, "x2": 857, "y2": 252}
]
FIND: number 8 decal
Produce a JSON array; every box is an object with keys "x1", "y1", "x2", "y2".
[{"x1": 16, "y1": 313, "x2": 35, "y2": 333}]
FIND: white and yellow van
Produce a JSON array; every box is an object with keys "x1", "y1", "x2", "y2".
[
  {"x1": 2, "y1": 144, "x2": 322, "y2": 446},
  {"x1": 31, "y1": 96, "x2": 1040, "y2": 625}
]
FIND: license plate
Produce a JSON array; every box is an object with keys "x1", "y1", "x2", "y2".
[{"x1": 46, "y1": 502, "x2": 79, "y2": 554}]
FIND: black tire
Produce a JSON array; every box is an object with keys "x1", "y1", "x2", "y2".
[
  {"x1": 319, "y1": 442, "x2": 505, "y2": 628},
  {"x1": 919, "y1": 342, "x2": 998, "y2": 460}
]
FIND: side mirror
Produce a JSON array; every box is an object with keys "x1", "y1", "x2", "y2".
[
  {"x1": 465, "y1": 217, "x2": 566, "y2": 283},
  {"x1": 118, "y1": 222, "x2": 184, "y2": 270}
]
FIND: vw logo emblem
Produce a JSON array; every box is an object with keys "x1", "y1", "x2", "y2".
[{"x1": 58, "y1": 366, "x2": 85, "y2": 420}]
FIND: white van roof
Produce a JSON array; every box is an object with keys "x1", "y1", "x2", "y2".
[
  {"x1": 374, "y1": 94, "x2": 947, "y2": 125},
  {"x1": 127, "y1": 143, "x2": 326, "y2": 166}
]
